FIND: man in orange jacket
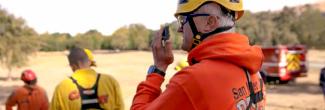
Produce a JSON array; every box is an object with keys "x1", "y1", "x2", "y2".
[
  {"x1": 5, "y1": 69, "x2": 49, "y2": 110},
  {"x1": 132, "y1": 0, "x2": 266, "y2": 110}
]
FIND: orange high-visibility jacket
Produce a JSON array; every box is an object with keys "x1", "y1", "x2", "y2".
[
  {"x1": 6, "y1": 85, "x2": 49, "y2": 110},
  {"x1": 132, "y1": 33, "x2": 266, "y2": 110}
]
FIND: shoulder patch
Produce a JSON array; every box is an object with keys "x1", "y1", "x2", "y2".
[
  {"x1": 98, "y1": 94, "x2": 109, "y2": 104},
  {"x1": 68, "y1": 90, "x2": 80, "y2": 101}
]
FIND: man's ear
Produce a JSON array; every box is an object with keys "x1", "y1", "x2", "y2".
[{"x1": 204, "y1": 16, "x2": 219, "y2": 32}]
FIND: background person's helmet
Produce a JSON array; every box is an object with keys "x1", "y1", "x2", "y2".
[
  {"x1": 175, "y1": 58, "x2": 189, "y2": 71},
  {"x1": 175, "y1": 0, "x2": 244, "y2": 20},
  {"x1": 21, "y1": 69, "x2": 37, "y2": 82},
  {"x1": 83, "y1": 48, "x2": 96, "y2": 66}
]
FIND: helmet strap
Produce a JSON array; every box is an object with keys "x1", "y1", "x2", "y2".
[{"x1": 187, "y1": 16, "x2": 233, "y2": 49}]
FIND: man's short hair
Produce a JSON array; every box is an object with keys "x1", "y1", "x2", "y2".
[
  {"x1": 199, "y1": 3, "x2": 235, "y2": 28},
  {"x1": 24, "y1": 79, "x2": 37, "y2": 85},
  {"x1": 68, "y1": 47, "x2": 89, "y2": 66}
]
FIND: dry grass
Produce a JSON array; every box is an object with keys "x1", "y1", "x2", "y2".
[
  {"x1": 0, "y1": 50, "x2": 324, "y2": 110},
  {"x1": 308, "y1": 50, "x2": 325, "y2": 63}
]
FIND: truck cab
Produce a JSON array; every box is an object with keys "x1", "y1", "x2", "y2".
[{"x1": 261, "y1": 45, "x2": 308, "y2": 84}]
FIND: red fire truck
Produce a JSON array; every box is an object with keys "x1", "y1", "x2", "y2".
[{"x1": 261, "y1": 45, "x2": 308, "y2": 84}]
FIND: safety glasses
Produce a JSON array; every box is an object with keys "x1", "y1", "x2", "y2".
[{"x1": 177, "y1": 13, "x2": 210, "y2": 29}]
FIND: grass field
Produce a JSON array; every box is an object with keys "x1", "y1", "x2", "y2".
[{"x1": 0, "y1": 50, "x2": 324, "y2": 110}]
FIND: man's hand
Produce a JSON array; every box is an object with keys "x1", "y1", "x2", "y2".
[{"x1": 152, "y1": 27, "x2": 174, "y2": 72}]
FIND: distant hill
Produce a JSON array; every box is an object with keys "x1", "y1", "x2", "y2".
[
  {"x1": 314, "y1": 0, "x2": 325, "y2": 12},
  {"x1": 293, "y1": 1, "x2": 325, "y2": 14}
]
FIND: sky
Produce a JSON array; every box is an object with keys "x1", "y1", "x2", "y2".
[{"x1": 0, "y1": 0, "x2": 322, "y2": 35}]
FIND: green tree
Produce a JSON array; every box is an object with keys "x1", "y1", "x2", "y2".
[
  {"x1": 72, "y1": 29, "x2": 103, "y2": 50},
  {"x1": 272, "y1": 7, "x2": 299, "y2": 45},
  {"x1": 292, "y1": 6, "x2": 325, "y2": 48},
  {"x1": 101, "y1": 36, "x2": 113, "y2": 49},
  {"x1": 0, "y1": 8, "x2": 39, "y2": 80},
  {"x1": 40, "y1": 32, "x2": 71, "y2": 51},
  {"x1": 110, "y1": 26, "x2": 130, "y2": 50},
  {"x1": 128, "y1": 24, "x2": 150, "y2": 50},
  {"x1": 236, "y1": 11, "x2": 260, "y2": 45}
]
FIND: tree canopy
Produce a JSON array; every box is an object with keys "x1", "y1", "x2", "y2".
[{"x1": 0, "y1": 8, "x2": 39, "y2": 80}]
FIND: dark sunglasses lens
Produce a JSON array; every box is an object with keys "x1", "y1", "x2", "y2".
[{"x1": 177, "y1": 16, "x2": 187, "y2": 28}]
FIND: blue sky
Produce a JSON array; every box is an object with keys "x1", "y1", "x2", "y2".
[{"x1": 0, "y1": 0, "x2": 322, "y2": 35}]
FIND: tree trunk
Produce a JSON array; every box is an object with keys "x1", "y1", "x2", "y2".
[
  {"x1": 6, "y1": 68, "x2": 12, "y2": 81},
  {"x1": 6, "y1": 50, "x2": 13, "y2": 81}
]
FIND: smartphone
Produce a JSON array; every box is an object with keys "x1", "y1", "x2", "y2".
[{"x1": 161, "y1": 25, "x2": 170, "y2": 47}]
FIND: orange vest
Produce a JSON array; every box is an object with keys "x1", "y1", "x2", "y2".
[
  {"x1": 132, "y1": 33, "x2": 266, "y2": 110},
  {"x1": 6, "y1": 85, "x2": 49, "y2": 110}
]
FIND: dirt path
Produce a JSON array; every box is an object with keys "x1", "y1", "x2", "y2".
[{"x1": 266, "y1": 68, "x2": 324, "y2": 110}]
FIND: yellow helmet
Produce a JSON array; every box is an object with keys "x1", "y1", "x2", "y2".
[
  {"x1": 175, "y1": 0, "x2": 244, "y2": 20},
  {"x1": 83, "y1": 48, "x2": 96, "y2": 66},
  {"x1": 174, "y1": 58, "x2": 189, "y2": 71}
]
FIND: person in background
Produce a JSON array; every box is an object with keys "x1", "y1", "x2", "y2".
[
  {"x1": 5, "y1": 69, "x2": 49, "y2": 110},
  {"x1": 131, "y1": 0, "x2": 266, "y2": 109},
  {"x1": 51, "y1": 47, "x2": 124, "y2": 110},
  {"x1": 174, "y1": 58, "x2": 189, "y2": 71}
]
